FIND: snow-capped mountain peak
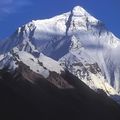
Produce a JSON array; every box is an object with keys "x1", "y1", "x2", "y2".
[
  {"x1": 0, "y1": 5, "x2": 120, "y2": 103},
  {"x1": 72, "y1": 6, "x2": 98, "y2": 23},
  {"x1": 72, "y1": 6, "x2": 87, "y2": 16}
]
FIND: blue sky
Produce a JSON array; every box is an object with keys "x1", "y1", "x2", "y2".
[{"x1": 0, "y1": 0, "x2": 120, "y2": 40}]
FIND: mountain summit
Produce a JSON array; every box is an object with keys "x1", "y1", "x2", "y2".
[
  {"x1": 72, "y1": 6, "x2": 87, "y2": 15},
  {"x1": 72, "y1": 6, "x2": 98, "y2": 22},
  {"x1": 0, "y1": 5, "x2": 120, "y2": 103}
]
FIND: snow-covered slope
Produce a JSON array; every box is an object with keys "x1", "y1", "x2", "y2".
[
  {"x1": 0, "y1": 48, "x2": 64, "y2": 79},
  {"x1": 0, "y1": 48, "x2": 74, "y2": 89},
  {"x1": 0, "y1": 6, "x2": 120, "y2": 101},
  {"x1": 59, "y1": 52, "x2": 118, "y2": 96}
]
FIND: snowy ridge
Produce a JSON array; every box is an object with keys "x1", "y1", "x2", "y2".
[
  {"x1": 0, "y1": 48, "x2": 64, "y2": 79},
  {"x1": 39, "y1": 53, "x2": 64, "y2": 74}
]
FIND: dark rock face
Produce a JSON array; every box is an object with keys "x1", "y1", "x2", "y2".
[
  {"x1": 15, "y1": 62, "x2": 73, "y2": 89},
  {"x1": 0, "y1": 67, "x2": 120, "y2": 120}
]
